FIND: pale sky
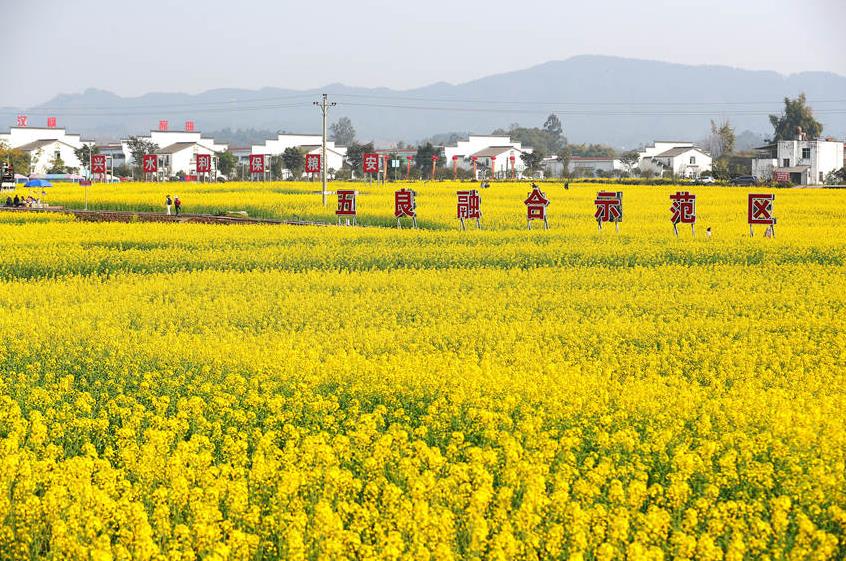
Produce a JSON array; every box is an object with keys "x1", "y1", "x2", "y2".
[{"x1": 1, "y1": 0, "x2": 844, "y2": 107}]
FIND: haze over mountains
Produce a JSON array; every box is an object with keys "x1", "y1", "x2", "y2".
[{"x1": 2, "y1": 56, "x2": 845, "y2": 148}]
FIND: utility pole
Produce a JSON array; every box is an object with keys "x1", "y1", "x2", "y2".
[{"x1": 313, "y1": 93, "x2": 336, "y2": 206}]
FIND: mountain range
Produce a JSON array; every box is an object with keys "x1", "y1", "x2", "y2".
[{"x1": 2, "y1": 55, "x2": 844, "y2": 148}]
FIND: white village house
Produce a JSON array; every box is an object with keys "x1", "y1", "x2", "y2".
[
  {"x1": 0, "y1": 122, "x2": 92, "y2": 174},
  {"x1": 637, "y1": 141, "x2": 712, "y2": 178},
  {"x1": 751, "y1": 135, "x2": 844, "y2": 185},
  {"x1": 443, "y1": 135, "x2": 533, "y2": 179},
  {"x1": 568, "y1": 156, "x2": 625, "y2": 177},
  {"x1": 252, "y1": 133, "x2": 347, "y2": 178},
  {"x1": 109, "y1": 123, "x2": 229, "y2": 178}
]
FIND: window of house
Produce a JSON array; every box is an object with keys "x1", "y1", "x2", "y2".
[
  {"x1": 783, "y1": 158, "x2": 790, "y2": 167},
  {"x1": 802, "y1": 148, "x2": 811, "y2": 159},
  {"x1": 689, "y1": 156, "x2": 696, "y2": 164}
]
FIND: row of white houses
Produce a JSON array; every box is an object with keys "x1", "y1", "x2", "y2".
[{"x1": 3, "y1": 119, "x2": 843, "y2": 183}]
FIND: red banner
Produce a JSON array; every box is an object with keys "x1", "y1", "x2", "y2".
[
  {"x1": 305, "y1": 154, "x2": 321, "y2": 174},
  {"x1": 196, "y1": 154, "x2": 212, "y2": 173},
  {"x1": 159, "y1": 120, "x2": 169, "y2": 131},
  {"x1": 249, "y1": 154, "x2": 265, "y2": 174},
  {"x1": 91, "y1": 154, "x2": 107, "y2": 174},
  {"x1": 185, "y1": 120, "x2": 195, "y2": 132},
  {"x1": 47, "y1": 116, "x2": 57, "y2": 128},
  {"x1": 142, "y1": 154, "x2": 158, "y2": 173},
  {"x1": 363, "y1": 153, "x2": 379, "y2": 173},
  {"x1": 16, "y1": 114, "x2": 27, "y2": 127}
]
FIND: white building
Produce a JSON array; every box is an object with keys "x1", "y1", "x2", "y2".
[
  {"x1": 636, "y1": 141, "x2": 711, "y2": 178},
  {"x1": 752, "y1": 139, "x2": 844, "y2": 185},
  {"x1": 0, "y1": 125, "x2": 92, "y2": 174},
  {"x1": 443, "y1": 135, "x2": 533, "y2": 178},
  {"x1": 251, "y1": 133, "x2": 347, "y2": 176},
  {"x1": 155, "y1": 141, "x2": 221, "y2": 178},
  {"x1": 568, "y1": 157, "x2": 625, "y2": 176}
]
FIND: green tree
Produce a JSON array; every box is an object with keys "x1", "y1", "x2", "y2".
[
  {"x1": 270, "y1": 155, "x2": 284, "y2": 179},
  {"x1": 126, "y1": 137, "x2": 159, "y2": 179},
  {"x1": 492, "y1": 116, "x2": 565, "y2": 155},
  {"x1": 0, "y1": 141, "x2": 31, "y2": 176},
  {"x1": 543, "y1": 114, "x2": 563, "y2": 139},
  {"x1": 73, "y1": 145, "x2": 99, "y2": 170},
  {"x1": 568, "y1": 143, "x2": 617, "y2": 157},
  {"x1": 620, "y1": 150, "x2": 640, "y2": 175},
  {"x1": 769, "y1": 93, "x2": 823, "y2": 141},
  {"x1": 47, "y1": 151, "x2": 66, "y2": 174},
  {"x1": 281, "y1": 147, "x2": 305, "y2": 179},
  {"x1": 329, "y1": 117, "x2": 356, "y2": 146},
  {"x1": 345, "y1": 142, "x2": 374, "y2": 175},
  {"x1": 556, "y1": 145, "x2": 572, "y2": 178},
  {"x1": 520, "y1": 149, "x2": 546, "y2": 176},
  {"x1": 218, "y1": 150, "x2": 237, "y2": 177},
  {"x1": 414, "y1": 143, "x2": 444, "y2": 179},
  {"x1": 708, "y1": 119, "x2": 736, "y2": 158}
]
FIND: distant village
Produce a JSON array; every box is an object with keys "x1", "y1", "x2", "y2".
[{"x1": 1, "y1": 102, "x2": 844, "y2": 187}]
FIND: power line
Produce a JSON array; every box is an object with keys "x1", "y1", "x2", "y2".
[
  {"x1": 331, "y1": 92, "x2": 846, "y2": 107},
  {"x1": 11, "y1": 90, "x2": 845, "y2": 114},
  {"x1": 335, "y1": 101, "x2": 846, "y2": 117}
]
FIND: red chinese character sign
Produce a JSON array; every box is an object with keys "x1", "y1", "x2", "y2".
[
  {"x1": 594, "y1": 191, "x2": 623, "y2": 232},
  {"x1": 336, "y1": 190, "x2": 357, "y2": 225},
  {"x1": 363, "y1": 153, "x2": 379, "y2": 174},
  {"x1": 670, "y1": 191, "x2": 696, "y2": 237},
  {"x1": 47, "y1": 116, "x2": 57, "y2": 128},
  {"x1": 91, "y1": 154, "x2": 107, "y2": 175},
  {"x1": 457, "y1": 189, "x2": 482, "y2": 230},
  {"x1": 249, "y1": 154, "x2": 265, "y2": 176},
  {"x1": 159, "y1": 120, "x2": 168, "y2": 131},
  {"x1": 748, "y1": 193, "x2": 776, "y2": 237},
  {"x1": 394, "y1": 188, "x2": 417, "y2": 228},
  {"x1": 142, "y1": 154, "x2": 158, "y2": 175},
  {"x1": 196, "y1": 154, "x2": 211, "y2": 174},
  {"x1": 524, "y1": 183, "x2": 550, "y2": 229},
  {"x1": 185, "y1": 120, "x2": 195, "y2": 132},
  {"x1": 16, "y1": 114, "x2": 27, "y2": 127},
  {"x1": 305, "y1": 154, "x2": 321, "y2": 174}
]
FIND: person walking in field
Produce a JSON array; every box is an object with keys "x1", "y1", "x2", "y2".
[
  {"x1": 165, "y1": 194, "x2": 172, "y2": 215},
  {"x1": 174, "y1": 196, "x2": 182, "y2": 216}
]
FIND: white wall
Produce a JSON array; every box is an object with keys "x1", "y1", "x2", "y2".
[
  {"x1": 568, "y1": 159, "x2": 623, "y2": 175},
  {"x1": 776, "y1": 140, "x2": 844, "y2": 184},
  {"x1": 752, "y1": 159, "x2": 777, "y2": 180},
  {"x1": 0, "y1": 127, "x2": 84, "y2": 150},
  {"x1": 162, "y1": 144, "x2": 219, "y2": 176},
  {"x1": 252, "y1": 134, "x2": 346, "y2": 174},
  {"x1": 28, "y1": 141, "x2": 84, "y2": 174}
]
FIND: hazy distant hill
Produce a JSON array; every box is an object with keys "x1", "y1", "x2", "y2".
[{"x1": 3, "y1": 55, "x2": 844, "y2": 147}]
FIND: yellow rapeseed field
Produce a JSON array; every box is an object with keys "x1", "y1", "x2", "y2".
[{"x1": 1, "y1": 181, "x2": 844, "y2": 561}]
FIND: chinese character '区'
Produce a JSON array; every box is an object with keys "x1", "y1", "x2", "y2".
[
  {"x1": 748, "y1": 193, "x2": 776, "y2": 237},
  {"x1": 747, "y1": 193, "x2": 775, "y2": 225}
]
